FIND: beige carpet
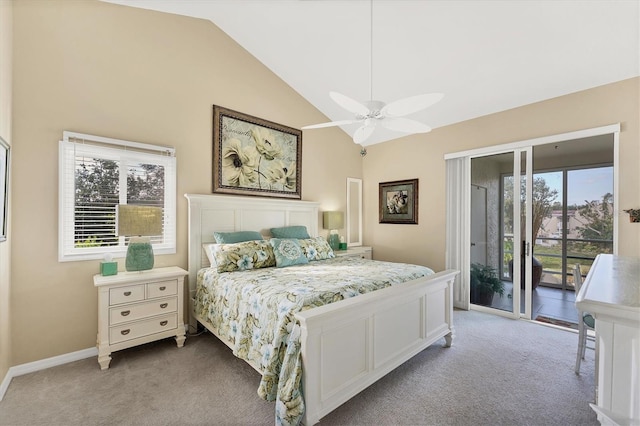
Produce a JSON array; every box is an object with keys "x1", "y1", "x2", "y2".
[{"x1": 0, "y1": 310, "x2": 597, "y2": 425}]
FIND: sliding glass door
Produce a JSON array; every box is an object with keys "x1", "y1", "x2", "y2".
[{"x1": 470, "y1": 148, "x2": 533, "y2": 319}]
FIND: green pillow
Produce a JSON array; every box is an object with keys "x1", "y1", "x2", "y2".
[
  {"x1": 207, "y1": 240, "x2": 275, "y2": 273},
  {"x1": 213, "y1": 231, "x2": 263, "y2": 244},
  {"x1": 270, "y1": 226, "x2": 310, "y2": 239},
  {"x1": 269, "y1": 238, "x2": 309, "y2": 268}
]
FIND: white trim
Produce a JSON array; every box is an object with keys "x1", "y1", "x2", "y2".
[
  {"x1": 346, "y1": 177, "x2": 363, "y2": 247},
  {"x1": 612, "y1": 131, "x2": 620, "y2": 255},
  {"x1": 444, "y1": 124, "x2": 620, "y2": 160},
  {"x1": 63, "y1": 131, "x2": 175, "y2": 156},
  {"x1": 0, "y1": 347, "x2": 98, "y2": 401},
  {"x1": 0, "y1": 322, "x2": 190, "y2": 401},
  {"x1": 58, "y1": 137, "x2": 177, "y2": 262}
]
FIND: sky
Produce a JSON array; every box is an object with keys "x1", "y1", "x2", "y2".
[{"x1": 536, "y1": 167, "x2": 613, "y2": 207}]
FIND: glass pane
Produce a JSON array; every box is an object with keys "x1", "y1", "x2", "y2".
[
  {"x1": 470, "y1": 153, "x2": 513, "y2": 313},
  {"x1": 566, "y1": 166, "x2": 614, "y2": 289},
  {"x1": 74, "y1": 157, "x2": 119, "y2": 247},
  {"x1": 531, "y1": 171, "x2": 562, "y2": 288},
  {"x1": 127, "y1": 163, "x2": 166, "y2": 243}
]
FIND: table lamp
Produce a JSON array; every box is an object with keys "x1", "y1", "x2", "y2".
[
  {"x1": 323, "y1": 211, "x2": 344, "y2": 251},
  {"x1": 117, "y1": 204, "x2": 163, "y2": 272}
]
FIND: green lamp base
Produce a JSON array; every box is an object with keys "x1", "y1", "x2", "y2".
[
  {"x1": 327, "y1": 233, "x2": 340, "y2": 251},
  {"x1": 125, "y1": 237, "x2": 154, "y2": 272}
]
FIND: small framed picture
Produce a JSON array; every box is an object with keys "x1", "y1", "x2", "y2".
[{"x1": 379, "y1": 179, "x2": 418, "y2": 224}]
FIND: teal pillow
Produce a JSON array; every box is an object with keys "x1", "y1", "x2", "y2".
[
  {"x1": 213, "y1": 231, "x2": 263, "y2": 244},
  {"x1": 270, "y1": 226, "x2": 310, "y2": 239},
  {"x1": 269, "y1": 238, "x2": 309, "y2": 268}
]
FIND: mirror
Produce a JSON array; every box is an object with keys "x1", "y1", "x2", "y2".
[{"x1": 346, "y1": 177, "x2": 362, "y2": 246}]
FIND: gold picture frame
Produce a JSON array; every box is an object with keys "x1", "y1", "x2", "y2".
[
  {"x1": 212, "y1": 105, "x2": 302, "y2": 199},
  {"x1": 379, "y1": 179, "x2": 419, "y2": 224}
]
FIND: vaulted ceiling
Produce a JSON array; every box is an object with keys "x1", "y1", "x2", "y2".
[{"x1": 103, "y1": 0, "x2": 639, "y2": 146}]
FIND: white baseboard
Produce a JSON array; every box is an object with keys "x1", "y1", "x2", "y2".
[
  {"x1": 0, "y1": 347, "x2": 97, "y2": 401},
  {"x1": 0, "y1": 324, "x2": 189, "y2": 401}
]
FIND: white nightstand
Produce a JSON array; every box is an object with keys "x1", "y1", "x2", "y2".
[
  {"x1": 335, "y1": 246, "x2": 372, "y2": 260},
  {"x1": 93, "y1": 266, "x2": 187, "y2": 370}
]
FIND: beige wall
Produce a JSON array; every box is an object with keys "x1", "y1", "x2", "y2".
[
  {"x1": 11, "y1": 0, "x2": 361, "y2": 365},
  {"x1": 0, "y1": 0, "x2": 12, "y2": 381},
  {"x1": 8, "y1": 0, "x2": 640, "y2": 368},
  {"x1": 363, "y1": 77, "x2": 640, "y2": 269}
]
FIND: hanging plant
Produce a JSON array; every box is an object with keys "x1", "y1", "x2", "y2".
[{"x1": 623, "y1": 209, "x2": 640, "y2": 223}]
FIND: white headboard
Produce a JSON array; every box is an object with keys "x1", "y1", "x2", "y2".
[{"x1": 184, "y1": 193, "x2": 320, "y2": 297}]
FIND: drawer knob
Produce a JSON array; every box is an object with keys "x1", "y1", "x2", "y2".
[
  {"x1": 160, "y1": 303, "x2": 168, "y2": 309},
  {"x1": 124, "y1": 291, "x2": 131, "y2": 296},
  {"x1": 159, "y1": 286, "x2": 166, "y2": 291},
  {"x1": 120, "y1": 310, "x2": 130, "y2": 317},
  {"x1": 121, "y1": 329, "x2": 130, "y2": 335},
  {"x1": 160, "y1": 320, "x2": 168, "y2": 326}
]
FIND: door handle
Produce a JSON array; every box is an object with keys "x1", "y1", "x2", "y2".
[{"x1": 470, "y1": 242, "x2": 476, "y2": 247}]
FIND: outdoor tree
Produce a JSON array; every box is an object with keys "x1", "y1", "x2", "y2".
[
  {"x1": 503, "y1": 176, "x2": 558, "y2": 289},
  {"x1": 503, "y1": 176, "x2": 558, "y2": 245},
  {"x1": 75, "y1": 159, "x2": 165, "y2": 247},
  {"x1": 575, "y1": 193, "x2": 614, "y2": 256}
]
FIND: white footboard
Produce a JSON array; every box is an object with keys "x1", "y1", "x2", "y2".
[{"x1": 295, "y1": 269, "x2": 458, "y2": 425}]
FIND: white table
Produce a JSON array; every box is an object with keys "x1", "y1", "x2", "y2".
[{"x1": 575, "y1": 254, "x2": 640, "y2": 425}]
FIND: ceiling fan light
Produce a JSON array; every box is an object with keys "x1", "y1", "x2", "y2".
[{"x1": 353, "y1": 125, "x2": 375, "y2": 145}]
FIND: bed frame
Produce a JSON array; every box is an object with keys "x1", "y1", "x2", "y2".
[{"x1": 185, "y1": 193, "x2": 458, "y2": 425}]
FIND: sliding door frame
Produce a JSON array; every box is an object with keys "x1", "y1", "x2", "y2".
[{"x1": 445, "y1": 123, "x2": 620, "y2": 317}]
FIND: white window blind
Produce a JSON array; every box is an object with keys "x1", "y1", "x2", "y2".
[{"x1": 58, "y1": 132, "x2": 176, "y2": 262}]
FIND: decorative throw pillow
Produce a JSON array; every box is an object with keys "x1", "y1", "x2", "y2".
[
  {"x1": 203, "y1": 243, "x2": 219, "y2": 267},
  {"x1": 270, "y1": 226, "x2": 310, "y2": 239},
  {"x1": 269, "y1": 238, "x2": 309, "y2": 268},
  {"x1": 298, "y1": 237, "x2": 335, "y2": 261},
  {"x1": 209, "y1": 240, "x2": 275, "y2": 273},
  {"x1": 213, "y1": 230, "x2": 264, "y2": 244}
]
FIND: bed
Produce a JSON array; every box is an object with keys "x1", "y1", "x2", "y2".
[{"x1": 185, "y1": 194, "x2": 459, "y2": 425}]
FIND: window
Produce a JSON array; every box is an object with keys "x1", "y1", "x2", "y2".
[
  {"x1": 500, "y1": 165, "x2": 613, "y2": 288},
  {"x1": 59, "y1": 132, "x2": 176, "y2": 262}
]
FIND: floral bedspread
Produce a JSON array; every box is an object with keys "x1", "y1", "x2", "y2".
[{"x1": 194, "y1": 256, "x2": 434, "y2": 425}]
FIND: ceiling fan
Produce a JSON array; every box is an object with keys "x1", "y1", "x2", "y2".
[
  {"x1": 302, "y1": 92, "x2": 444, "y2": 145},
  {"x1": 302, "y1": 0, "x2": 443, "y2": 145}
]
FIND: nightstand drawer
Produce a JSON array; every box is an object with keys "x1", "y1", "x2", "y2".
[
  {"x1": 336, "y1": 247, "x2": 372, "y2": 260},
  {"x1": 147, "y1": 280, "x2": 177, "y2": 299},
  {"x1": 109, "y1": 313, "x2": 177, "y2": 344},
  {"x1": 109, "y1": 285, "x2": 145, "y2": 305},
  {"x1": 109, "y1": 297, "x2": 178, "y2": 325}
]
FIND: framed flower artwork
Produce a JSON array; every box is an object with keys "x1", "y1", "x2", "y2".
[
  {"x1": 379, "y1": 179, "x2": 419, "y2": 224},
  {"x1": 212, "y1": 105, "x2": 302, "y2": 199}
]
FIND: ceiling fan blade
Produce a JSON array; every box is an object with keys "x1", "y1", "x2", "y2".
[
  {"x1": 329, "y1": 91, "x2": 370, "y2": 116},
  {"x1": 382, "y1": 117, "x2": 432, "y2": 133},
  {"x1": 381, "y1": 93, "x2": 444, "y2": 117},
  {"x1": 302, "y1": 119, "x2": 360, "y2": 130},
  {"x1": 353, "y1": 123, "x2": 376, "y2": 144}
]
